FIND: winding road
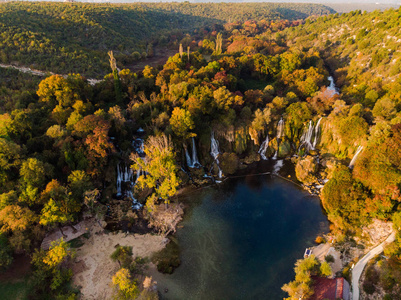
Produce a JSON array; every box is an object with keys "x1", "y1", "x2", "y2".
[
  {"x1": 0, "y1": 63, "x2": 101, "y2": 85},
  {"x1": 351, "y1": 231, "x2": 396, "y2": 300}
]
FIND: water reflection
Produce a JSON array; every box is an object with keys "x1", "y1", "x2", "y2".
[{"x1": 154, "y1": 160, "x2": 329, "y2": 300}]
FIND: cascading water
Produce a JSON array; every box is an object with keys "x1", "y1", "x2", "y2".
[
  {"x1": 210, "y1": 132, "x2": 222, "y2": 178},
  {"x1": 349, "y1": 146, "x2": 363, "y2": 168},
  {"x1": 299, "y1": 121, "x2": 314, "y2": 153},
  {"x1": 191, "y1": 137, "x2": 201, "y2": 167},
  {"x1": 184, "y1": 138, "x2": 201, "y2": 168},
  {"x1": 327, "y1": 76, "x2": 339, "y2": 95},
  {"x1": 116, "y1": 131, "x2": 145, "y2": 210},
  {"x1": 184, "y1": 144, "x2": 192, "y2": 168},
  {"x1": 258, "y1": 134, "x2": 270, "y2": 160},
  {"x1": 273, "y1": 118, "x2": 285, "y2": 160},
  {"x1": 116, "y1": 164, "x2": 122, "y2": 197},
  {"x1": 116, "y1": 163, "x2": 133, "y2": 197},
  {"x1": 312, "y1": 118, "x2": 323, "y2": 149},
  {"x1": 133, "y1": 138, "x2": 145, "y2": 156}
]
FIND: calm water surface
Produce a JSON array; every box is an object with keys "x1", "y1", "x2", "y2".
[{"x1": 154, "y1": 160, "x2": 329, "y2": 300}]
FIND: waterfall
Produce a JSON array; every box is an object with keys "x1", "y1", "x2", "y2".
[
  {"x1": 274, "y1": 118, "x2": 285, "y2": 160},
  {"x1": 116, "y1": 164, "x2": 122, "y2": 197},
  {"x1": 191, "y1": 137, "x2": 200, "y2": 167},
  {"x1": 116, "y1": 163, "x2": 133, "y2": 196},
  {"x1": 299, "y1": 121, "x2": 314, "y2": 152},
  {"x1": 116, "y1": 161, "x2": 143, "y2": 210},
  {"x1": 273, "y1": 159, "x2": 283, "y2": 174},
  {"x1": 184, "y1": 138, "x2": 201, "y2": 168},
  {"x1": 133, "y1": 138, "x2": 145, "y2": 156},
  {"x1": 312, "y1": 118, "x2": 323, "y2": 149},
  {"x1": 327, "y1": 76, "x2": 339, "y2": 95},
  {"x1": 211, "y1": 131, "x2": 220, "y2": 160},
  {"x1": 210, "y1": 132, "x2": 222, "y2": 178},
  {"x1": 349, "y1": 146, "x2": 363, "y2": 168},
  {"x1": 258, "y1": 134, "x2": 270, "y2": 160},
  {"x1": 184, "y1": 144, "x2": 192, "y2": 167},
  {"x1": 277, "y1": 117, "x2": 285, "y2": 139}
]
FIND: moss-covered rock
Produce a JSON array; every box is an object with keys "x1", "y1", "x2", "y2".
[
  {"x1": 243, "y1": 152, "x2": 261, "y2": 164},
  {"x1": 220, "y1": 152, "x2": 239, "y2": 175},
  {"x1": 295, "y1": 155, "x2": 318, "y2": 184},
  {"x1": 321, "y1": 156, "x2": 341, "y2": 179},
  {"x1": 278, "y1": 139, "x2": 292, "y2": 158}
]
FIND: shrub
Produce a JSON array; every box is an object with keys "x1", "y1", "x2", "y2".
[
  {"x1": 325, "y1": 254, "x2": 335, "y2": 263},
  {"x1": 315, "y1": 236, "x2": 325, "y2": 244}
]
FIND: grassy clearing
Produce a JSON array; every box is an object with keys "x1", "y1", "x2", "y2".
[
  {"x1": 0, "y1": 278, "x2": 30, "y2": 300},
  {"x1": 242, "y1": 78, "x2": 269, "y2": 90}
]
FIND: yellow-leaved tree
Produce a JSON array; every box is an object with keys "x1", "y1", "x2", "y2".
[
  {"x1": 131, "y1": 134, "x2": 179, "y2": 210},
  {"x1": 112, "y1": 268, "x2": 139, "y2": 300}
]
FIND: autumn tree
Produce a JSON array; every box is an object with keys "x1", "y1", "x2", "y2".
[
  {"x1": 131, "y1": 134, "x2": 180, "y2": 210},
  {"x1": 0, "y1": 204, "x2": 36, "y2": 233},
  {"x1": 31, "y1": 238, "x2": 75, "y2": 296},
  {"x1": 282, "y1": 255, "x2": 319, "y2": 300},
  {"x1": 249, "y1": 108, "x2": 272, "y2": 145},
  {"x1": 321, "y1": 165, "x2": 369, "y2": 230},
  {"x1": 39, "y1": 180, "x2": 79, "y2": 229},
  {"x1": 285, "y1": 102, "x2": 312, "y2": 142},
  {"x1": 169, "y1": 107, "x2": 196, "y2": 140},
  {"x1": 112, "y1": 268, "x2": 139, "y2": 300},
  {"x1": 73, "y1": 114, "x2": 114, "y2": 176}
]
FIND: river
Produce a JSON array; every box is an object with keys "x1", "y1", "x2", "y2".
[{"x1": 152, "y1": 160, "x2": 329, "y2": 300}]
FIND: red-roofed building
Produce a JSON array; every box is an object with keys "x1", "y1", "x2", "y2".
[{"x1": 310, "y1": 277, "x2": 350, "y2": 300}]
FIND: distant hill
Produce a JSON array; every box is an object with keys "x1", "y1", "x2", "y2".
[
  {"x1": 325, "y1": 3, "x2": 400, "y2": 13},
  {"x1": 0, "y1": 2, "x2": 335, "y2": 77},
  {"x1": 282, "y1": 7, "x2": 401, "y2": 104}
]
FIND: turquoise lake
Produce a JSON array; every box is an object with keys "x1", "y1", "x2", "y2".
[{"x1": 154, "y1": 160, "x2": 329, "y2": 299}]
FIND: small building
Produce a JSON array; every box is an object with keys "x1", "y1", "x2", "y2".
[{"x1": 310, "y1": 277, "x2": 350, "y2": 300}]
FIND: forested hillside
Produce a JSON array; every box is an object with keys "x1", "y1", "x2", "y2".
[
  {"x1": 0, "y1": 2, "x2": 334, "y2": 77},
  {"x1": 2, "y1": 4, "x2": 401, "y2": 300}
]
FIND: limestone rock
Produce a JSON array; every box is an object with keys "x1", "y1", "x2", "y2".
[{"x1": 295, "y1": 155, "x2": 318, "y2": 184}]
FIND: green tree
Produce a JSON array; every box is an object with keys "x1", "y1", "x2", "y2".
[
  {"x1": 285, "y1": 102, "x2": 312, "y2": 141},
  {"x1": 111, "y1": 246, "x2": 133, "y2": 268},
  {"x1": 0, "y1": 233, "x2": 13, "y2": 269},
  {"x1": 20, "y1": 158, "x2": 48, "y2": 189},
  {"x1": 282, "y1": 255, "x2": 319, "y2": 300},
  {"x1": 320, "y1": 261, "x2": 332, "y2": 277}
]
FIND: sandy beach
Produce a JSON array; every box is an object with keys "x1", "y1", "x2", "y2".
[{"x1": 70, "y1": 221, "x2": 167, "y2": 300}]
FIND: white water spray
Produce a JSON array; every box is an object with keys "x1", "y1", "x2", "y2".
[
  {"x1": 191, "y1": 137, "x2": 200, "y2": 167},
  {"x1": 258, "y1": 134, "x2": 270, "y2": 160},
  {"x1": 210, "y1": 132, "x2": 222, "y2": 178},
  {"x1": 349, "y1": 146, "x2": 363, "y2": 168},
  {"x1": 273, "y1": 118, "x2": 285, "y2": 160},
  {"x1": 312, "y1": 118, "x2": 323, "y2": 149},
  {"x1": 299, "y1": 121, "x2": 314, "y2": 152},
  {"x1": 327, "y1": 76, "x2": 339, "y2": 95}
]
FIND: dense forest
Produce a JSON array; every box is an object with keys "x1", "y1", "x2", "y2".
[
  {"x1": 1, "y1": 2, "x2": 401, "y2": 300},
  {"x1": 0, "y1": 2, "x2": 334, "y2": 77}
]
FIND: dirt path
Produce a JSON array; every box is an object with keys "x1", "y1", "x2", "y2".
[
  {"x1": 0, "y1": 63, "x2": 101, "y2": 85},
  {"x1": 352, "y1": 231, "x2": 396, "y2": 300}
]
